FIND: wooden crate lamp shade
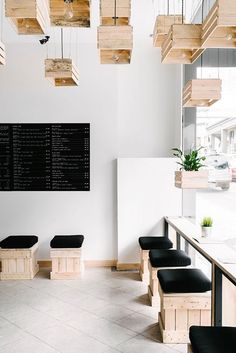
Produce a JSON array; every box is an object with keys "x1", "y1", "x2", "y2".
[
  {"x1": 97, "y1": 25, "x2": 133, "y2": 64},
  {"x1": 183, "y1": 79, "x2": 222, "y2": 107},
  {"x1": 5, "y1": 0, "x2": 48, "y2": 35},
  {"x1": 100, "y1": 0, "x2": 131, "y2": 26},
  {"x1": 161, "y1": 24, "x2": 205, "y2": 64},
  {"x1": 49, "y1": 0, "x2": 90, "y2": 27},
  {"x1": 0, "y1": 41, "x2": 6, "y2": 65},
  {"x1": 153, "y1": 15, "x2": 184, "y2": 47},
  {"x1": 202, "y1": 0, "x2": 236, "y2": 48},
  {"x1": 45, "y1": 58, "x2": 79, "y2": 86}
]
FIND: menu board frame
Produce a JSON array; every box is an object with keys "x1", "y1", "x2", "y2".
[{"x1": 0, "y1": 123, "x2": 90, "y2": 192}]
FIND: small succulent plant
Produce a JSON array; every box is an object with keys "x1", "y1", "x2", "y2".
[{"x1": 201, "y1": 217, "x2": 213, "y2": 227}]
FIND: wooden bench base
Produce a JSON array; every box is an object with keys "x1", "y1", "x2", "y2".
[
  {"x1": 158, "y1": 285, "x2": 211, "y2": 343},
  {"x1": 148, "y1": 284, "x2": 160, "y2": 308},
  {"x1": 0, "y1": 243, "x2": 39, "y2": 280},
  {"x1": 50, "y1": 248, "x2": 84, "y2": 280},
  {"x1": 139, "y1": 249, "x2": 149, "y2": 283}
]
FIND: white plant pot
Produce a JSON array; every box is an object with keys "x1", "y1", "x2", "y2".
[{"x1": 201, "y1": 226, "x2": 212, "y2": 238}]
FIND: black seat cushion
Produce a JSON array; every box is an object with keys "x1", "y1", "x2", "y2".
[
  {"x1": 149, "y1": 249, "x2": 191, "y2": 268},
  {"x1": 190, "y1": 326, "x2": 236, "y2": 353},
  {"x1": 138, "y1": 236, "x2": 173, "y2": 250},
  {"x1": 50, "y1": 235, "x2": 84, "y2": 248},
  {"x1": 0, "y1": 235, "x2": 38, "y2": 249},
  {"x1": 158, "y1": 268, "x2": 211, "y2": 293}
]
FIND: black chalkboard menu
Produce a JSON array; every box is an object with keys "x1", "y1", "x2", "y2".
[{"x1": 0, "y1": 124, "x2": 90, "y2": 191}]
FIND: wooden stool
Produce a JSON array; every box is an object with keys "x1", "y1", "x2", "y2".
[
  {"x1": 0, "y1": 236, "x2": 39, "y2": 280},
  {"x1": 158, "y1": 268, "x2": 211, "y2": 344},
  {"x1": 188, "y1": 326, "x2": 236, "y2": 353},
  {"x1": 148, "y1": 249, "x2": 191, "y2": 307},
  {"x1": 50, "y1": 235, "x2": 84, "y2": 279},
  {"x1": 138, "y1": 236, "x2": 173, "y2": 283}
]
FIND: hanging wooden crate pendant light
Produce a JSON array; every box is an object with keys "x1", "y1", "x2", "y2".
[
  {"x1": 161, "y1": 24, "x2": 204, "y2": 64},
  {"x1": 153, "y1": 15, "x2": 184, "y2": 47},
  {"x1": 0, "y1": 41, "x2": 6, "y2": 65},
  {"x1": 49, "y1": 0, "x2": 90, "y2": 27},
  {"x1": 202, "y1": 0, "x2": 236, "y2": 48},
  {"x1": 183, "y1": 79, "x2": 222, "y2": 107},
  {"x1": 45, "y1": 29, "x2": 79, "y2": 86},
  {"x1": 5, "y1": 0, "x2": 48, "y2": 35},
  {"x1": 97, "y1": 25, "x2": 133, "y2": 64},
  {"x1": 100, "y1": 0, "x2": 130, "y2": 26},
  {"x1": 45, "y1": 58, "x2": 79, "y2": 86}
]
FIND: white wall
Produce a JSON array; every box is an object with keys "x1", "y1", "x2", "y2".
[
  {"x1": 117, "y1": 158, "x2": 182, "y2": 264},
  {"x1": 0, "y1": 36, "x2": 181, "y2": 260}
]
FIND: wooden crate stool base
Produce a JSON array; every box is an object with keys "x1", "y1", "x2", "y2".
[
  {"x1": 138, "y1": 236, "x2": 173, "y2": 283},
  {"x1": 50, "y1": 235, "x2": 84, "y2": 280},
  {"x1": 158, "y1": 268, "x2": 211, "y2": 344},
  {"x1": 148, "y1": 250, "x2": 191, "y2": 307},
  {"x1": 0, "y1": 236, "x2": 39, "y2": 280},
  {"x1": 188, "y1": 345, "x2": 193, "y2": 353}
]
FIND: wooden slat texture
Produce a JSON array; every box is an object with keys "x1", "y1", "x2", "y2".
[
  {"x1": 5, "y1": 0, "x2": 48, "y2": 34},
  {"x1": 183, "y1": 79, "x2": 222, "y2": 107},
  {"x1": 153, "y1": 15, "x2": 183, "y2": 47},
  {"x1": 161, "y1": 24, "x2": 204, "y2": 64},
  {"x1": 139, "y1": 249, "x2": 149, "y2": 282},
  {"x1": 202, "y1": 0, "x2": 236, "y2": 48},
  {"x1": 0, "y1": 243, "x2": 39, "y2": 280},
  {"x1": 100, "y1": 0, "x2": 130, "y2": 26},
  {"x1": 49, "y1": 0, "x2": 90, "y2": 27},
  {"x1": 175, "y1": 170, "x2": 209, "y2": 189},
  {"x1": 188, "y1": 345, "x2": 193, "y2": 353},
  {"x1": 45, "y1": 59, "x2": 79, "y2": 86}
]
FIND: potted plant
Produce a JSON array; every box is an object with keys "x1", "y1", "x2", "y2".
[
  {"x1": 172, "y1": 147, "x2": 208, "y2": 189},
  {"x1": 201, "y1": 217, "x2": 213, "y2": 237}
]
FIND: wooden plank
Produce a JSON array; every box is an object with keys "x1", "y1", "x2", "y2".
[
  {"x1": 188, "y1": 345, "x2": 193, "y2": 353},
  {"x1": 200, "y1": 309, "x2": 211, "y2": 326},
  {"x1": 163, "y1": 294, "x2": 211, "y2": 310},
  {"x1": 188, "y1": 310, "x2": 201, "y2": 329},
  {"x1": 98, "y1": 25, "x2": 133, "y2": 50},
  {"x1": 175, "y1": 170, "x2": 209, "y2": 189},
  {"x1": 45, "y1": 59, "x2": 79, "y2": 86},
  {"x1": 164, "y1": 309, "x2": 176, "y2": 330},
  {"x1": 100, "y1": 49, "x2": 131, "y2": 64},
  {"x1": 176, "y1": 309, "x2": 188, "y2": 330}
]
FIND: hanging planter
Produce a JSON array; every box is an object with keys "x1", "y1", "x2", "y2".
[
  {"x1": 0, "y1": 41, "x2": 5, "y2": 65},
  {"x1": 153, "y1": 15, "x2": 183, "y2": 47},
  {"x1": 202, "y1": 0, "x2": 236, "y2": 48},
  {"x1": 100, "y1": 0, "x2": 131, "y2": 26},
  {"x1": 97, "y1": 25, "x2": 133, "y2": 64},
  {"x1": 49, "y1": 0, "x2": 90, "y2": 27},
  {"x1": 161, "y1": 24, "x2": 204, "y2": 64},
  {"x1": 5, "y1": 0, "x2": 48, "y2": 34},
  {"x1": 183, "y1": 79, "x2": 222, "y2": 107},
  {"x1": 172, "y1": 148, "x2": 209, "y2": 189}
]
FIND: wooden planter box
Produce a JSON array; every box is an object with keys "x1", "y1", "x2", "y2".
[
  {"x1": 202, "y1": 0, "x2": 236, "y2": 48},
  {"x1": 49, "y1": 0, "x2": 90, "y2": 27},
  {"x1": 97, "y1": 25, "x2": 133, "y2": 64},
  {"x1": 158, "y1": 285, "x2": 211, "y2": 343},
  {"x1": 5, "y1": 0, "x2": 48, "y2": 34},
  {"x1": 161, "y1": 24, "x2": 204, "y2": 64},
  {"x1": 50, "y1": 248, "x2": 84, "y2": 279},
  {"x1": 45, "y1": 59, "x2": 79, "y2": 86},
  {"x1": 153, "y1": 15, "x2": 183, "y2": 47},
  {"x1": 183, "y1": 79, "x2": 222, "y2": 108},
  {"x1": 0, "y1": 41, "x2": 6, "y2": 65},
  {"x1": 0, "y1": 243, "x2": 39, "y2": 280},
  {"x1": 139, "y1": 248, "x2": 149, "y2": 283},
  {"x1": 100, "y1": 0, "x2": 131, "y2": 26},
  {"x1": 175, "y1": 170, "x2": 209, "y2": 189}
]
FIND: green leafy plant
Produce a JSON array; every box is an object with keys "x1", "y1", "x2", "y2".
[
  {"x1": 172, "y1": 147, "x2": 206, "y2": 171},
  {"x1": 201, "y1": 217, "x2": 213, "y2": 227}
]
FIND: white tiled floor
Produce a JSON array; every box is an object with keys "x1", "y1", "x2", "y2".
[{"x1": 0, "y1": 268, "x2": 187, "y2": 353}]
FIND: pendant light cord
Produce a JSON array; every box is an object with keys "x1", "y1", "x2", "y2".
[
  {"x1": 114, "y1": 0, "x2": 117, "y2": 26},
  {"x1": 167, "y1": 0, "x2": 169, "y2": 16},
  {"x1": 61, "y1": 28, "x2": 64, "y2": 59},
  {"x1": 0, "y1": 0, "x2": 3, "y2": 41},
  {"x1": 182, "y1": 0, "x2": 184, "y2": 24}
]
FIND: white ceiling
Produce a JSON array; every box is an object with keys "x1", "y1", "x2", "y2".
[{"x1": 0, "y1": 0, "x2": 203, "y2": 45}]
